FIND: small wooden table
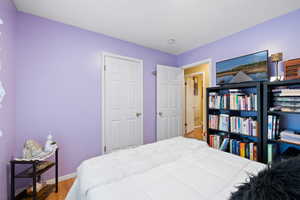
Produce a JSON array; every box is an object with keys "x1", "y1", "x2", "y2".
[{"x1": 10, "y1": 149, "x2": 58, "y2": 200}]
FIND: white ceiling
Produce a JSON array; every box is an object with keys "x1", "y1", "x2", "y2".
[{"x1": 13, "y1": 0, "x2": 300, "y2": 55}]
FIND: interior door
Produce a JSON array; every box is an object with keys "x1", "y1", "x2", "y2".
[
  {"x1": 157, "y1": 65, "x2": 184, "y2": 141},
  {"x1": 104, "y1": 55, "x2": 143, "y2": 153},
  {"x1": 186, "y1": 77, "x2": 194, "y2": 133}
]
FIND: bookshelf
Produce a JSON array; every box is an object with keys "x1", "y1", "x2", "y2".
[
  {"x1": 263, "y1": 79, "x2": 300, "y2": 163},
  {"x1": 206, "y1": 82, "x2": 263, "y2": 162}
]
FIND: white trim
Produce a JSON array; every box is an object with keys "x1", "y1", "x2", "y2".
[
  {"x1": 101, "y1": 52, "x2": 144, "y2": 154},
  {"x1": 46, "y1": 172, "x2": 77, "y2": 184},
  {"x1": 181, "y1": 58, "x2": 213, "y2": 138},
  {"x1": 181, "y1": 58, "x2": 213, "y2": 87}
]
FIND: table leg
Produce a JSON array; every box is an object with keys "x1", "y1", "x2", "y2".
[
  {"x1": 32, "y1": 162, "x2": 37, "y2": 200},
  {"x1": 55, "y1": 149, "x2": 58, "y2": 193},
  {"x1": 11, "y1": 162, "x2": 15, "y2": 200}
]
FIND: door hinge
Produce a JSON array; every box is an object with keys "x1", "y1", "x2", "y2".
[
  {"x1": 184, "y1": 82, "x2": 187, "y2": 86},
  {"x1": 104, "y1": 145, "x2": 107, "y2": 153},
  {"x1": 104, "y1": 65, "x2": 106, "y2": 71}
]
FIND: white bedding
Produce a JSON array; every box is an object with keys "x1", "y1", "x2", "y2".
[{"x1": 66, "y1": 137, "x2": 265, "y2": 200}]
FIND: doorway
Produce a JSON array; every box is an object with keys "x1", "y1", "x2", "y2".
[
  {"x1": 184, "y1": 73, "x2": 204, "y2": 140},
  {"x1": 182, "y1": 61, "x2": 212, "y2": 141},
  {"x1": 102, "y1": 53, "x2": 143, "y2": 153}
]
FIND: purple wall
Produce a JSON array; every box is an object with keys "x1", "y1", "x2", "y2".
[
  {"x1": 13, "y1": 5, "x2": 300, "y2": 190},
  {"x1": 177, "y1": 9, "x2": 300, "y2": 84},
  {"x1": 15, "y1": 12, "x2": 177, "y2": 177},
  {"x1": 0, "y1": 0, "x2": 16, "y2": 199}
]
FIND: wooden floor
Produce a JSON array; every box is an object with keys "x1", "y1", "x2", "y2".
[
  {"x1": 184, "y1": 127, "x2": 205, "y2": 140},
  {"x1": 46, "y1": 178, "x2": 75, "y2": 200}
]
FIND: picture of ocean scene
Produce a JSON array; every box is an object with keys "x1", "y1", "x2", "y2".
[{"x1": 216, "y1": 51, "x2": 268, "y2": 84}]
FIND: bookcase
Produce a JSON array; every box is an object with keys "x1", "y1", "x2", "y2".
[
  {"x1": 263, "y1": 79, "x2": 300, "y2": 163},
  {"x1": 206, "y1": 82, "x2": 263, "y2": 162}
]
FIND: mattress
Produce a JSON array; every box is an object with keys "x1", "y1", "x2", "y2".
[{"x1": 66, "y1": 137, "x2": 265, "y2": 200}]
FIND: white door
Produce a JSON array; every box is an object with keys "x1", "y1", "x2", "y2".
[
  {"x1": 157, "y1": 65, "x2": 184, "y2": 141},
  {"x1": 104, "y1": 54, "x2": 143, "y2": 153},
  {"x1": 186, "y1": 77, "x2": 194, "y2": 133}
]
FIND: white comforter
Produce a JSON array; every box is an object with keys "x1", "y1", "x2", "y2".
[{"x1": 66, "y1": 137, "x2": 265, "y2": 200}]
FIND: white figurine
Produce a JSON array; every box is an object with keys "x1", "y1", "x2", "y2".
[
  {"x1": 44, "y1": 134, "x2": 54, "y2": 152},
  {"x1": 23, "y1": 140, "x2": 43, "y2": 159}
]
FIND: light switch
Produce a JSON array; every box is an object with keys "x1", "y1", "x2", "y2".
[{"x1": 0, "y1": 129, "x2": 3, "y2": 137}]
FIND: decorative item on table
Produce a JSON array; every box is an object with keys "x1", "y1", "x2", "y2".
[
  {"x1": 19, "y1": 135, "x2": 57, "y2": 161},
  {"x1": 284, "y1": 58, "x2": 300, "y2": 80},
  {"x1": 270, "y1": 52, "x2": 283, "y2": 81},
  {"x1": 44, "y1": 134, "x2": 57, "y2": 152},
  {"x1": 23, "y1": 140, "x2": 44, "y2": 159}
]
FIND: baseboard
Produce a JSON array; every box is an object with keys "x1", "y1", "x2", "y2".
[{"x1": 46, "y1": 172, "x2": 77, "y2": 184}]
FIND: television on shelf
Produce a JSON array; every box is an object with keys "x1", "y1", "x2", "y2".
[{"x1": 216, "y1": 50, "x2": 269, "y2": 85}]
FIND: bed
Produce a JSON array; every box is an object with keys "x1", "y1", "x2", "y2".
[{"x1": 66, "y1": 137, "x2": 265, "y2": 200}]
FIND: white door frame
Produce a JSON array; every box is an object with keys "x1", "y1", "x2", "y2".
[
  {"x1": 181, "y1": 58, "x2": 213, "y2": 136},
  {"x1": 101, "y1": 52, "x2": 144, "y2": 154},
  {"x1": 181, "y1": 58, "x2": 213, "y2": 86},
  {"x1": 184, "y1": 72, "x2": 205, "y2": 133}
]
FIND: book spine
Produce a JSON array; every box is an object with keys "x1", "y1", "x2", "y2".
[{"x1": 268, "y1": 115, "x2": 273, "y2": 139}]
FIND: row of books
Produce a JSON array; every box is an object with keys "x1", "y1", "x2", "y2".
[
  {"x1": 230, "y1": 116, "x2": 257, "y2": 136},
  {"x1": 208, "y1": 91, "x2": 257, "y2": 111},
  {"x1": 208, "y1": 114, "x2": 230, "y2": 131},
  {"x1": 208, "y1": 93, "x2": 230, "y2": 109},
  {"x1": 209, "y1": 134, "x2": 257, "y2": 161},
  {"x1": 209, "y1": 114, "x2": 258, "y2": 136},
  {"x1": 209, "y1": 134, "x2": 224, "y2": 149},
  {"x1": 229, "y1": 90, "x2": 257, "y2": 111},
  {"x1": 267, "y1": 115, "x2": 280, "y2": 140}
]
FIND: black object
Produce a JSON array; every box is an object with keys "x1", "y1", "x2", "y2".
[
  {"x1": 10, "y1": 149, "x2": 58, "y2": 200},
  {"x1": 206, "y1": 82, "x2": 263, "y2": 162},
  {"x1": 263, "y1": 79, "x2": 300, "y2": 163},
  {"x1": 281, "y1": 147, "x2": 300, "y2": 160},
  {"x1": 230, "y1": 157, "x2": 300, "y2": 200}
]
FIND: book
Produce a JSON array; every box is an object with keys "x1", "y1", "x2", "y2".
[
  {"x1": 253, "y1": 145, "x2": 257, "y2": 161},
  {"x1": 240, "y1": 143, "x2": 246, "y2": 157},
  {"x1": 220, "y1": 138, "x2": 229, "y2": 151},
  {"x1": 267, "y1": 115, "x2": 280, "y2": 140},
  {"x1": 249, "y1": 143, "x2": 254, "y2": 160},
  {"x1": 268, "y1": 115, "x2": 274, "y2": 139},
  {"x1": 268, "y1": 144, "x2": 277, "y2": 163}
]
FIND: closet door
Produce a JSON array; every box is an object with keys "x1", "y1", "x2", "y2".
[
  {"x1": 104, "y1": 54, "x2": 143, "y2": 153},
  {"x1": 157, "y1": 65, "x2": 184, "y2": 141}
]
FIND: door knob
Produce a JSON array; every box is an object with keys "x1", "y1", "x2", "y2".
[
  {"x1": 136, "y1": 113, "x2": 142, "y2": 117},
  {"x1": 158, "y1": 112, "x2": 163, "y2": 117}
]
